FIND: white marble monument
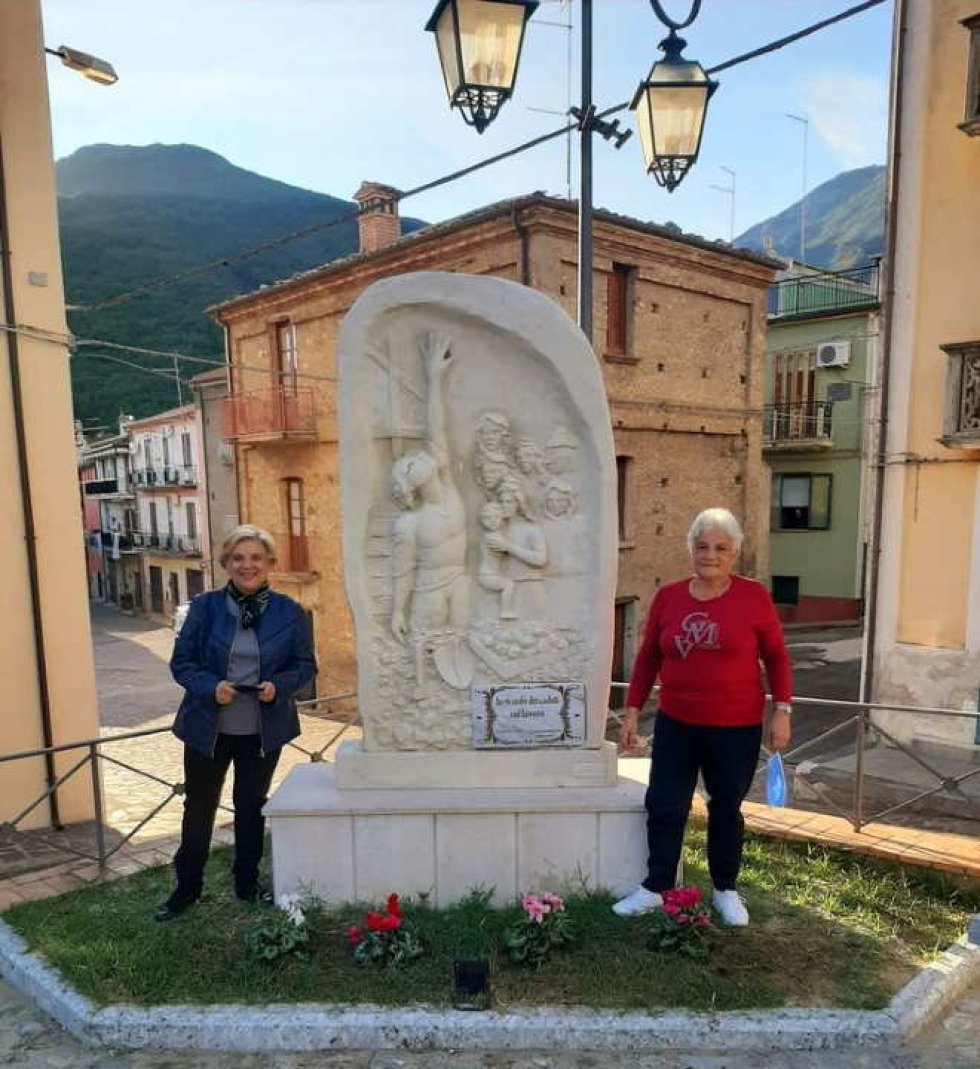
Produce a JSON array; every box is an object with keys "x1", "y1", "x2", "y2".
[{"x1": 265, "y1": 273, "x2": 648, "y2": 906}]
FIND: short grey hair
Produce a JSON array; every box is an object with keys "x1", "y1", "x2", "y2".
[
  {"x1": 687, "y1": 508, "x2": 743, "y2": 554},
  {"x1": 219, "y1": 524, "x2": 277, "y2": 567}
]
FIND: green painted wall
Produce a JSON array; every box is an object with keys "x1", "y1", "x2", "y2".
[{"x1": 765, "y1": 308, "x2": 877, "y2": 602}]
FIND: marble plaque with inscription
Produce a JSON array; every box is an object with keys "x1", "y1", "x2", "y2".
[{"x1": 471, "y1": 683, "x2": 586, "y2": 748}]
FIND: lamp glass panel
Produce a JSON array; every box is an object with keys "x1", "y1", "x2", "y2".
[
  {"x1": 457, "y1": 0, "x2": 525, "y2": 89},
  {"x1": 649, "y1": 83, "x2": 708, "y2": 158},
  {"x1": 435, "y1": 4, "x2": 463, "y2": 99},
  {"x1": 633, "y1": 93, "x2": 656, "y2": 170}
]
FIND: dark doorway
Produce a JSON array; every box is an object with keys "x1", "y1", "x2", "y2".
[
  {"x1": 149, "y1": 566, "x2": 164, "y2": 614},
  {"x1": 186, "y1": 568, "x2": 205, "y2": 600}
]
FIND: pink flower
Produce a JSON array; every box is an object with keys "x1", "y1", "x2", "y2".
[{"x1": 541, "y1": 892, "x2": 565, "y2": 912}]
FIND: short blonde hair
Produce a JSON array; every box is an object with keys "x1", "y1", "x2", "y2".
[
  {"x1": 687, "y1": 508, "x2": 743, "y2": 554},
  {"x1": 219, "y1": 524, "x2": 277, "y2": 567}
]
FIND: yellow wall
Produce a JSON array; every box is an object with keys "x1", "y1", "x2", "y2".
[
  {"x1": 895, "y1": 0, "x2": 980, "y2": 649},
  {"x1": 0, "y1": 2, "x2": 99, "y2": 825}
]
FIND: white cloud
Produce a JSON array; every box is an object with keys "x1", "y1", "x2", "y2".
[{"x1": 797, "y1": 70, "x2": 888, "y2": 168}]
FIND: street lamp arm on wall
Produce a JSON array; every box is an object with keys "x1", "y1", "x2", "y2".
[{"x1": 44, "y1": 45, "x2": 117, "y2": 85}]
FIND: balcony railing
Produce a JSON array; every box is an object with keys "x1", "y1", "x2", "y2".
[
  {"x1": 763, "y1": 401, "x2": 834, "y2": 446},
  {"x1": 82, "y1": 478, "x2": 119, "y2": 496},
  {"x1": 99, "y1": 530, "x2": 135, "y2": 551},
  {"x1": 222, "y1": 387, "x2": 316, "y2": 441},
  {"x1": 768, "y1": 264, "x2": 880, "y2": 319},
  {"x1": 131, "y1": 466, "x2": 197, "y2": 488},
  {"x1": 134, "y1": 533, "x2": 200, "y2": 555}
]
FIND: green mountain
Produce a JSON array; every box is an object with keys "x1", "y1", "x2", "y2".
[
  {"x1": 735, "y1": 164, "x2": 886, "y2": 270},
  {"x1": 57, "y1": 144, "x2": 425, "y2": 427}
]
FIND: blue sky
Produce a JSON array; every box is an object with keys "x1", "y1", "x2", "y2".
[{"x1": 41, "y1": 0, "x2": 893, "y2": 247}]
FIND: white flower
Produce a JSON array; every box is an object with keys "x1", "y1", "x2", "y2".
[{"x1": 278, "y1": 894, "x2": 306, "y2": 927}]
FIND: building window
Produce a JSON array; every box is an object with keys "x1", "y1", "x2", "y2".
[
  {"x1": 276, "y1": 322, "x2": 298, "y2": 393},
  {"x1": 941, "y1": 340, "x2": 980, "y2": 446},
  {"x1": 772, "y1": 347, "x2": 817, "y2": 408},
  {"x1": 771, "y1": 473, "x2": 832, "y2": 531},
  {"x1": 606, "y1": 263, "x2": 635, "y2": 357},
  {"x1": 616, "y1": 456, "x2": 632, "y2": 542},
  {"x1": 960, "y1": 14, "x2": 980, "y2": 136},
  {"x1": 185, "y1": 502, "x2": 197, "y2": 540},
  {"x1": 181, "y1": 432, "x2": 192, "y2": 467},
  {"x1": 283, "y1": 477, "x2": 309, "y2": 571}
]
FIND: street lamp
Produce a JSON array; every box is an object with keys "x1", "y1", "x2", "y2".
[
  {"x1": 44, "y1": 45, "x2": 118, "y2": 86},
  {"x1": 426, "y1": 0, "x2": 712, "y2": 341},
  {"x1": 630, "y1": 3, "x2": 716, "y2": 192},
  {"x1": 426, "y1": 0, "x2": 538, "y2": 133}
]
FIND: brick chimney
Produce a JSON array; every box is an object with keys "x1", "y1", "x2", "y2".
[{"x1": 354, "y1": 181, "x2": 401, "y2": 254}]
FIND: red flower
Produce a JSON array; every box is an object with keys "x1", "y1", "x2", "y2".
[
  {"x1": 386, "y1": 893, "x2": 402, "y2": 919},
  {"x1": 381, "y1": 913, "x2": 401, "y2": 932},
  {"x1": 347, "y1": 925, "x2": 362, "y2": 945},
  {"x1": 364, "y1": 911, "x2": 386, "y2": 932}
]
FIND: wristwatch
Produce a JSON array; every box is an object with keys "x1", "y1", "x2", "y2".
[{"x1": 775, "y1": 702, "x2": 792, "y2": 715}]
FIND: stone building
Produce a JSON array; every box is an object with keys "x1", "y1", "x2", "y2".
[
  {"x1": 125, "y1": 405, "x2": 209, "y2": 620},
  {"x1": 211, "y1": 188, "x2": 777, "y2": 696},
  {"x1": 189, "y1": 367, "x2": 239, "y2": 588},
  {"x1": 76, "y1": 425, "x2": 142, "y2": 609}
]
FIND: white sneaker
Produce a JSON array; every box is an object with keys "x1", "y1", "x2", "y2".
[
  {"x1": 611, "y1": 886, "x2": 663, "y2": 917},
  {"x1": 712, "y1": 889, "x2": 749, "y2": 926}
]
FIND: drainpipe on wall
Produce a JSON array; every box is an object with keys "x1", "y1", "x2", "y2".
[
  {"x1": 0, "y1": 132, "x2": 60, "y2": 825},
  {"x1": 860, "y1": 0, "x2": 908, "y2": 708},
  {"x1": 510, "y1": 201, "x2": 530, "y2": 286}
]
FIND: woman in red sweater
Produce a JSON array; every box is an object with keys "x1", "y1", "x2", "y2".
[{"x1": 613, "y1": 508, "x2": 792, "y2": 926}]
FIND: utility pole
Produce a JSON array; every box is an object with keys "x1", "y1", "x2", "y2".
[
  {"x1": 785, "y1": 112, "x2": 809, "y2": 264},
  {"x1": 710, "y1": 165, "x2": 736, "y2": 242}
]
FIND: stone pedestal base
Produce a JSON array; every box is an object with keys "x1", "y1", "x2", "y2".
[
  {"x1": 334, "y1": 740, "x2": 619, "y2": 790},
  {"x1": 265, "y1": 762, "x2": 650, "y2": 908}
]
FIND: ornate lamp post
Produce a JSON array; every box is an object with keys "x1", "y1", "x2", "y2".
[
  {"x1": 426, "y1": 0, "x2": 539, "y2": 133},
  {"x1": 427, "y1": 0, "x2": 712, "y2": 340},
  {"x1": 630, "y1": 1, "x2": 716, "y2": 192}
]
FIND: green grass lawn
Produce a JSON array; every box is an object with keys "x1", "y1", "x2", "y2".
[{"x1": 4, "y1": 825, "x2": 978, "y2": 1013}]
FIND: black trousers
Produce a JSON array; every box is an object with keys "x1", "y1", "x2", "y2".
[
  {"x1": 642, "y1": 713, "x2": 762, "y2": 894},
  {"x1": 172, "y1": 734, "x2": 281, "y2": 899}
]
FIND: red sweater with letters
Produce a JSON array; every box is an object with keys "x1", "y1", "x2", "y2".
[{"x1": 625, "y1": 575, "x2": 793, "y2": 727}]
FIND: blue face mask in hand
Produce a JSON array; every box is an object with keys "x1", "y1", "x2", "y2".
[{"x1": 766, "y1": 751, "x2": 787, "y2": 807}]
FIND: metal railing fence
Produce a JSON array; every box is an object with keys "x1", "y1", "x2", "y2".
[
  {"x1": 0, "y1": 689, "x2": 357, "y2": 876},
  {"x1": 2, "y1": 687, "x2": 976, "y2": 880},
  {"x1": 610, "y1": 684, "x2": 979, "y2": 831}
]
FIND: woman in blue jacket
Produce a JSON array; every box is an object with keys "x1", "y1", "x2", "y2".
[{"x1": 155, "y1": 525, "x2": 316, "y2": 922}]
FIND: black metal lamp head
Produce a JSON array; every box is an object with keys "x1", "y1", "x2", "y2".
[
  {"x1": 426, "y1": 0, "x2": 539, "y2": 133},
  {"x1": 630, "y1": 0, "x2": 715, "y2": 192}
]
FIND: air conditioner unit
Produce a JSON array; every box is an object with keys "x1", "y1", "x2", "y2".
[{"x1": 816, "y1": 341, "x2": 851, "y2": 369}]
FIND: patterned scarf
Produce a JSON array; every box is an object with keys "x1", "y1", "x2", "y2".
[{"x1": 226, "y1": 581, "x2": 270, "y2": 630}]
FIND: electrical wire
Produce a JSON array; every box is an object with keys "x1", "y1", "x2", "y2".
[
  {"x1": 0, "y1": 321, "x2": 338, "y2": 385},
  {"x1": 66, "y1": 0, "x2": 888, "y2": 316}
]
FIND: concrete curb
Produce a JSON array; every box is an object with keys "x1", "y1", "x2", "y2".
[{"x1": 0, "y1": 918, "x2": 976, "y2": 1053}]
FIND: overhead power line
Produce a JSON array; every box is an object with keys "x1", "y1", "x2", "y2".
[{"x1": 68, "y1": 0, "x2": 888, "y2": 317}]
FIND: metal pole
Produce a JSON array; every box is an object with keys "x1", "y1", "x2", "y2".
[
  {"x1": 852, "y1": 709, "x2": 867, "y2": 832},
  {"x1": 785, "y1": 113, "x2": 808, "y2": 263},
  {"x1": 89, "y1": 741, "x2": 107, "y2": 874},
  {"x1": 577, "y1": 0, "x2": 593, "y2": 343}
]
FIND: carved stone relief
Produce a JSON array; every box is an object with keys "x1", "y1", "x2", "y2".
[{"x1": 338, "y1": 273, "x2": 617, "y2": 752}]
